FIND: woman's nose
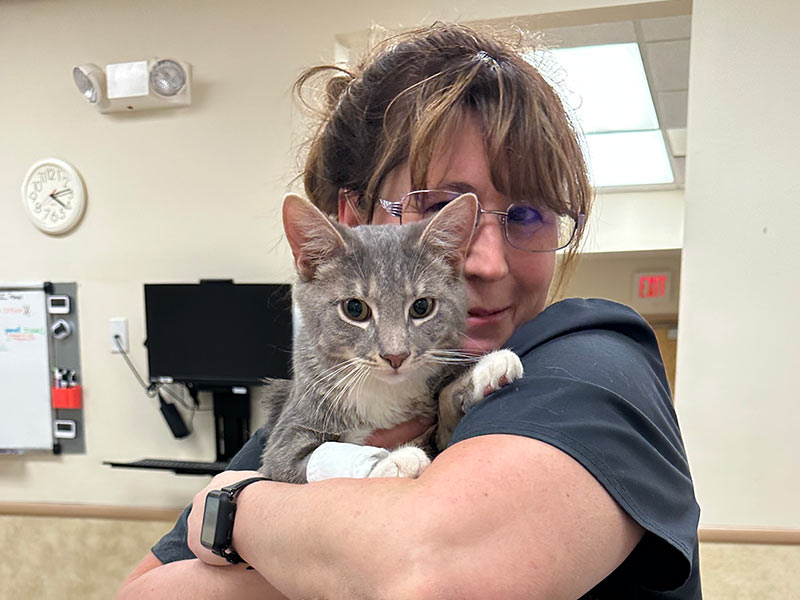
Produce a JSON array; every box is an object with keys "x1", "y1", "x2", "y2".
[{"x1": 464, "y1": 216, "x2": 509, "y2": 281}]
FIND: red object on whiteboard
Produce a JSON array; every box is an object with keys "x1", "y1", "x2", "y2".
[
  {"x1": 637, "y1": 274, "x2": 668, "y2": 299},
  {"x1": 52, "y1": 386, "x2": 82, "y2": 409}
]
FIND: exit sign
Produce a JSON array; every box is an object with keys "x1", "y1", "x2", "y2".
[{"x1": 634, "y1": 272, "x2": 670, "y2": 300}]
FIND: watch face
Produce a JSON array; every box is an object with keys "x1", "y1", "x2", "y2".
[
  {"x1": 22, "y1": 158, "x2": 86, "y2": 234},
  {"x1": 201, "y1": 491, "x2": 223, "y2": 549}
]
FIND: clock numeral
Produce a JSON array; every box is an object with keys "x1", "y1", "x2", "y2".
[
  {"x1": 51, "y1": 211, "x2": 60, "y2": 222},
  {"x1": 47, "y1": 168, "x2": 56, "y2": 181},
  {"x1": 29, "y1": 191, "x2": 38, "y2": 201},
  {"x1": 33, "y1": 180, "x2": 43, "y2": 193},
  {"x1": 43, "y1": 208, "x2": 50, "y2": 220},
  {"x1": 33, "y1": 202, "x2": 42, "y2": 213},
  {"x1": 58, "y1": 208, "x2": 66, "y2": 220}
]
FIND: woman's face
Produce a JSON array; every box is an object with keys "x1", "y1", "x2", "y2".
[{"x1": 372, "y1": 114, "x2": 556, "y2": 353}]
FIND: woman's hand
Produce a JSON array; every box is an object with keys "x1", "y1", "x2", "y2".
[
  {"x1": 186, "y1": 469, "x2": 263, "y2": 566},
  {"x1": 364, "y1": 415, "x2": 435, "y2": 448}
]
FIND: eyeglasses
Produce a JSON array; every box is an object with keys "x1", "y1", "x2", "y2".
[{"x1": 379, "y1": 189, "x2": 583, "y2": 253}]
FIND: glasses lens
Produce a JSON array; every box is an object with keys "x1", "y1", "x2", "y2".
[
  {"x1": 402, "y1": 190, "x2": 462, "y2": 222},
  {"x1": 505, "y1": 205, "x2": 577, "y2": 252}
]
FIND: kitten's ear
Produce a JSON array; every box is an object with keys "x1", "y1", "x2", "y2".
[
  {"x1": 283, "y1": 193, "x2": 347, "y2": 280},
  {"x1": 418, "y1": 193, "x2": 478, "y2": 271}
]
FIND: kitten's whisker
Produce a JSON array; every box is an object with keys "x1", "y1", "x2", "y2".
[
  {"x1": 311, "y1": 360, "x2": 363, "y2": 426},
  {"x1": 308, "y1": 358, "x2": 364, "y2": 398},
  {"x1": 426, "y1": 350, "x2": 481, "y2": 364},
  {"x1": 329, "y1": 365, "x2": 369, "y2": 432},
  {"x1": 428, "y1": 348, "x2": 482, "y2": 358},
  {"x1": 314, "y1": 358, "x2": 362, "y2": 383},
  {"x1": 427, "y1": 358, "x2": 475, "y2": 363},
  {"x1": 457, "y1": 331, "x2": 485, "y2": 350},
  {"x1": 351, "y1": 366, "x2": 372, "y2": 424},
  {"x1": 324, "y1": 363, "x2": 369, "y2": 430}
]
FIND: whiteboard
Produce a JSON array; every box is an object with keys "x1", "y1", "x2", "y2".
[{"x1": 0, "y1": 288, "x2": 53, "y2": 450}]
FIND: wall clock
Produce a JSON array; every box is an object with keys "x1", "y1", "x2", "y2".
[{"x1": 21, "y1": 158, "x2": 87, "y2": 234}]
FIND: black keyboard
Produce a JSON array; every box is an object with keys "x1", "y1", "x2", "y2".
[{"x1": 104, "y1": 458, "x2": 229, "y2": 475}]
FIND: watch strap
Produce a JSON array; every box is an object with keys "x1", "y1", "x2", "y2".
[
  {"x1": 216, "y1": 476, "x2": 269, "y2": 564},
  {"x1": 222, "y1": 475, "x2": 269, "y2": 499}
]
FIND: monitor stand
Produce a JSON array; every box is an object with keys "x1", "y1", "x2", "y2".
[{"x1": 212, "y1": 388, "x2": 251, "y2": 463}]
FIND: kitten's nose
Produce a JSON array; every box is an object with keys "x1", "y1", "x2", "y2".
[{"x1": 380, "y1": 352, "x2": 410, "y2": 370}]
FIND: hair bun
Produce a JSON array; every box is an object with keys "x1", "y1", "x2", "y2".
[{"x1": 325, "y1": 72, "x2": 354, "y2": 112}]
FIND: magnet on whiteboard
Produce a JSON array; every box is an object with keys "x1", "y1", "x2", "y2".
[
  {"x1": 47, "y1": 295, "x2": 71, "y2": 314},
  {"x1": 51, "y1": 319, "x2": 72, "y2": 340},
  {"x1": 53, "y1": 420, "x2": 77, "y2": 439}
]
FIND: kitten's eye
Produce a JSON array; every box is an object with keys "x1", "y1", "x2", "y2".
[
  {"x1": 409, "y1": 297, "x2": 435, "y2": 319},
  {"x1": 342, "y1": 298, "x2": 371, "y2": 321}
]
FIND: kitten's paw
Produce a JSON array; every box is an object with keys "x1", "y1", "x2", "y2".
[
  {"x1": 368, "y1": 446, "x2": 431, "y2": 479},
  {"x1": 470, "y1": 349, "x2": 524, "y2": 405}
]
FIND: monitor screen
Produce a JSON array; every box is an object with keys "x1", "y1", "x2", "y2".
[{"x1": 144, "y1": 282, "x2": 292, "y2": 388}]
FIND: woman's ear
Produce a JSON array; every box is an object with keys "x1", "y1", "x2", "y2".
[{"x1": 338, "y1": 189, "x2": 364, "y2": 227}]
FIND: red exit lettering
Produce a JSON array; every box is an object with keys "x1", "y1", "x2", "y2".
[{"x1": 638, "y1": 274, "x2": 668, "y2": 299}]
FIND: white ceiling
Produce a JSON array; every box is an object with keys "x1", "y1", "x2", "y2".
[{"x1": 541, "y1": 15, "x2": 691, "y2": 187}]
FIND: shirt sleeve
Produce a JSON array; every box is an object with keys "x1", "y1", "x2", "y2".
[
  {"x1": 450, "y1": 299, "x2": 701, "y2": 597},
  {"x1": 150, "y1": 426, "x2": 270, "y2": 564}
]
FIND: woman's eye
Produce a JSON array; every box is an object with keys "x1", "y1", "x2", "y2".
[
  {"x1": 507, "y1": 204, "x2": 544, "y2": 225},
  {"x1": 342, "y1": 299, "x2": 371, "y2": 321},
  {"x1": 409, "y1": 297, "x2": 435, "y2": 319},
  {"x1": 422, "y1": 201, "x2": 451, "y2": 217}
]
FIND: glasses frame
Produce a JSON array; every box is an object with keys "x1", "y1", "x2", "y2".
[{"x1": 379, "y1": 189, "x2": 585, "y2": 253}]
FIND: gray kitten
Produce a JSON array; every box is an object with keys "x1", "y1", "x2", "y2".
[{"x1": 259, "y1": 193, "x2": 522, "y2": 483}]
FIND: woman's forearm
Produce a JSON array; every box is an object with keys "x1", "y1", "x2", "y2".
[
  {"x1": 232, "y1": 477, "x2": 437, "y2": 600},
  {"x1": 227, "y1": 435, "x2": 644, "y2": 600},
  {"x1": 116, "y1": 558, "x2": 288, "y2": 600}
]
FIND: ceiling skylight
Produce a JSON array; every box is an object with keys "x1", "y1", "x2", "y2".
[
  {"x1": 585, "y1": 131, "x2": 674, "y2": 187},
  {"x1": 529, "y1": 42, "x2": 674, "y2": 188}
]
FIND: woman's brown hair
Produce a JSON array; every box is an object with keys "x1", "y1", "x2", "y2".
[{"x1": 295, "y1": 22, "x2": 592, "y2": 298}]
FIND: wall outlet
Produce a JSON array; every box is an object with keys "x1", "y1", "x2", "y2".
[{"x1": 109, "y1": 317, "x2": 129, "y2": 353}]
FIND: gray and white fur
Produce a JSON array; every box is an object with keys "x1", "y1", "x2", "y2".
[{"x1": 259, "y1": 193, "x2": 522, "y2": 483}]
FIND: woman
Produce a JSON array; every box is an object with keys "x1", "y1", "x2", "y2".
[{"x1": 119, "y1": 23, "x2": 700, "y2": 599}]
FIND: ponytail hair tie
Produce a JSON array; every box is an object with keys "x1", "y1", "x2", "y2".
[{"x1": 475, "y1": 50, "x2": 499, "y2": 68}]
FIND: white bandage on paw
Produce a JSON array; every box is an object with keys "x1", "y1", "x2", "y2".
[{"x1": 306, "y1": 441, "x2": 390, "y2": 482}]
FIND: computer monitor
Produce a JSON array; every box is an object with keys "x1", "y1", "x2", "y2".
[
  {"x1": 144, "y1": 281, "x2": 292, "y2": 388},
  {"x1": 144, "y1": 281, "x2": 292, "y2": 461}
]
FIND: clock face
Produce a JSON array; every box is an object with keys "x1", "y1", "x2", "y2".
[{"x1": 21, "y1": 158, "x2": 86, "y2": 234}]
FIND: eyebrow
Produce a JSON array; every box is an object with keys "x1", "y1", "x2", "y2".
[{"x1": 435, "y1": 181, "x2": 477, "y2": 194}]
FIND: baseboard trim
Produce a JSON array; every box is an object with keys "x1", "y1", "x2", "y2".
[
  {"x1": 0, "y1": 501, "x2": 182, "y2": 522},
  {"x1": 699, "y1": 526, "x2": 800, "y2": 545},
  {"x1": 2, "y1": 502, "x2": 800, "y2": 544}
]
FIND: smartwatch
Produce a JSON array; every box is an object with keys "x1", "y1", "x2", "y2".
[{"x1": 200, "y1": 476, "x2": 268, "y2": 564}]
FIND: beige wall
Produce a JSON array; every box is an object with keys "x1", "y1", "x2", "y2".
[
  {"x1": 564, "y1": 249, "x2": 681, "y2": 316},
  {"x1": 587, "y1": 190, "x2": 683, "y2": 254},
  {"x1": 675, "y1": 0, "x2": 800, "y2": 529}
]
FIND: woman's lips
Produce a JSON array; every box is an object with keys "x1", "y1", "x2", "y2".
[{"x1": 467, "y1": 306, "x2": 511, "y2": 327}]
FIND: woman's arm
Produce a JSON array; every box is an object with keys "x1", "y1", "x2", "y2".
[
  {"x1": 116, "y1": 552, "x2": 289, "y2": 599},
  {"x1": 199, "y1": 434, "x2": 643, "y2": 600}
]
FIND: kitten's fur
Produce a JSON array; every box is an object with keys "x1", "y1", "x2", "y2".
[{"x1": 259, "y1": 193, "x2": 521, "y2": 483}]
